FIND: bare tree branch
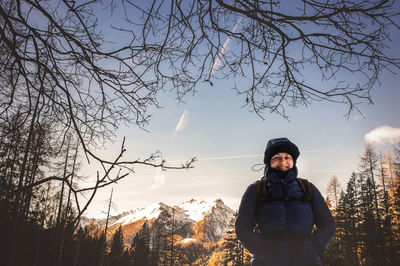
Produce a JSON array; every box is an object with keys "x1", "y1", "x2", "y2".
[{"x1": 122, "y1": 0, "x2": 400, "y2": 117}]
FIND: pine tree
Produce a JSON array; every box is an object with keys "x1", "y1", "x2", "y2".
[
  {"x1": 357, "y1": 144, "x2": 384, "y2": 265},
  {"x1": 341, "y1": 173, "x2": 360, "y2": 265},
  {"x1": 0, "y1": 108, "x2": 52, "y2": 220},
  {"x1": 324, "y1": 191, "x2": 345, "y2": 265},
  {"x1": 0, "y1": 108, "x2": 26, "y2": 207},
  {"x1": 221, "y1": 212, "x2": 251, "y2": 266},
  {"x1": 130, "y1": 222, "x2": 151, "y2": 265},
  {"x1": 73, "y1": 226, "x2": 105, "y2": 266},
  {"x1": 388, "y1": 144, "x2": 400, "y2": 264},
  {"x1": 222, "y1": 228, "x2": 247, "y2": 265},
  {"x1": 108, "y1": 225, "x2": 125, "y2": 266},
  {"x1": 376, "y1": 152, "x2": 398, "y2": 265}
]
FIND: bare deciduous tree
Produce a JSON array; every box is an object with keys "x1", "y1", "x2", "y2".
[
  {"x1": 123, "y1": 0, "x2": 400, "y2": 118},
  {"x1": 326, "y1": 174, "x2": 342, "y2": 209},
  {"x1": 0, "y1": 0, "x2": 195, "y2": 224},
  {"x1": 0, "y1": 0, "x2": 159, "y2": 151}
]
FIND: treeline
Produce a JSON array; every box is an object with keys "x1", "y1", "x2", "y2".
[
  {"x1": 0, "y1": 104, "x2": 194, "y2": 265},
  {"x1": 89, "y1": 222, "x2": 218, "y2": 266},
  {"x1": 0, "y1": 105, "x2": 88, "y2": 265},
  {"x1": 0, "y1": 106, "x2": 188, "y2": 265},
  {"x1": 92, "y1": 213, "x2": 252, "y2": 266},
  {"x1": 325, "y1": 144, "x2": 400, "y2": 265}
]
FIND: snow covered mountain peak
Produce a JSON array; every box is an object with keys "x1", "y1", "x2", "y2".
[
  {"x1": 111, "y1": 202, "x2": 163, "y2": 226},
  {"x1": 109, "y1": 198, "x2": 231, "y2": 226},
  {"x1": 83, "y1": 198, "x2": 235, "y2": 246},
  {"x1": 177, "y1": 199, "x2": 217, "y2": 221},
  {"x1": 107, "y1": 199, "x2": 233, "y2": 233}
]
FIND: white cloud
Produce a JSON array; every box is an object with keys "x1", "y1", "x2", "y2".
[
  {"x1": 365, "y1": 125, "x2": 400, "y2": 145},
  {"x1": 150, "y1": 168, "x2": 166, "y2": 190},
  {"x1": 173, "y1": 110, "x2": 189, "y2": 138}
]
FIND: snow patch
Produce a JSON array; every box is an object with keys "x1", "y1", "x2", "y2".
[
  {"x1": 180, "y1": 238, "x2": 197, "y2": 244},
  {"x1": 111, "y1": 203, "x2": 162, "y2": 226},
  {"x1": 178, "y1": 199, "x2": 216, "y2": 222}
]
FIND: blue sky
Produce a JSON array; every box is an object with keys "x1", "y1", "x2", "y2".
[
  {"x1": 83, "y1": 66, "x2": 400, "y2": 218},
  {"x1": 81, "y1": 2, "x2": 400, "y2": 218}
]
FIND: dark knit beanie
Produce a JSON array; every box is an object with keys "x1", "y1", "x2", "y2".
[{"x1": 263, "y1": 137, "x2": 300, "y2": 166}]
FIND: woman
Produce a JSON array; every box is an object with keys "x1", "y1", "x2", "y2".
[{"x1": 235, "y1": 137, "x2": 335, "y2": 265}]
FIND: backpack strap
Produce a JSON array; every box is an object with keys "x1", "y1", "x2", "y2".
[
  {"x1": 256, "y1": 178, "x2": 268, "y2": 205},
  {"x1": 296, "y1": 177, "x2": 314, "y2": 211},
  {"x1": 256, "y1": 177, "x2": 314, "y2": 208},
  {"x1": 256, "y1": 180, "x2": 261, "y2": 202}
]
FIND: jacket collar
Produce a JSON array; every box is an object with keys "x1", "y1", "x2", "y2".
[{"x1": 263, "y1": 166, "x2": 298, "y2": 184}]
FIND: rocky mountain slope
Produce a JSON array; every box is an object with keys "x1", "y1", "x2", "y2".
[{"x1": 83, "y1": 199, "x2": 236, "y2": 247}]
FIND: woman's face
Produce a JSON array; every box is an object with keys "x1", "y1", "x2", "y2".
[{"x1": 270, "y1": 152, "x2": 293, "y2": 171}]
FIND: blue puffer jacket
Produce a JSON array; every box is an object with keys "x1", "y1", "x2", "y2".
[{"x1": 235, "y1": 167, "x2": 335, "y2": 266}]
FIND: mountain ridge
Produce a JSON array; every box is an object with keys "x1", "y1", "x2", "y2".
[{"x1": 81, "y1": 198, "x2": 236, "y2": 246}]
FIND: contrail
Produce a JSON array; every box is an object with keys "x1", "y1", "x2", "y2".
[
  {"x1": 172, "y1": 110, "x2": 189, "y2": 138},
  {"x1": 166, "y1": 154, "x2": 262, "y2": 163},
  {"x1": 210, "y1": 17, "x2": 244, "y2": 76},
  {"x1": 168, "y1": 149, "x2": 329, "y2": 163},
  {"x1": 198, "y1": 154, "x2": 262, "y2": 161},
  {"x1": 303, "y1": 149, "x2": 329, "y2": 153},
  {"x1": 197, "y1": 149, "x2": 328, "y2": 161}
]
